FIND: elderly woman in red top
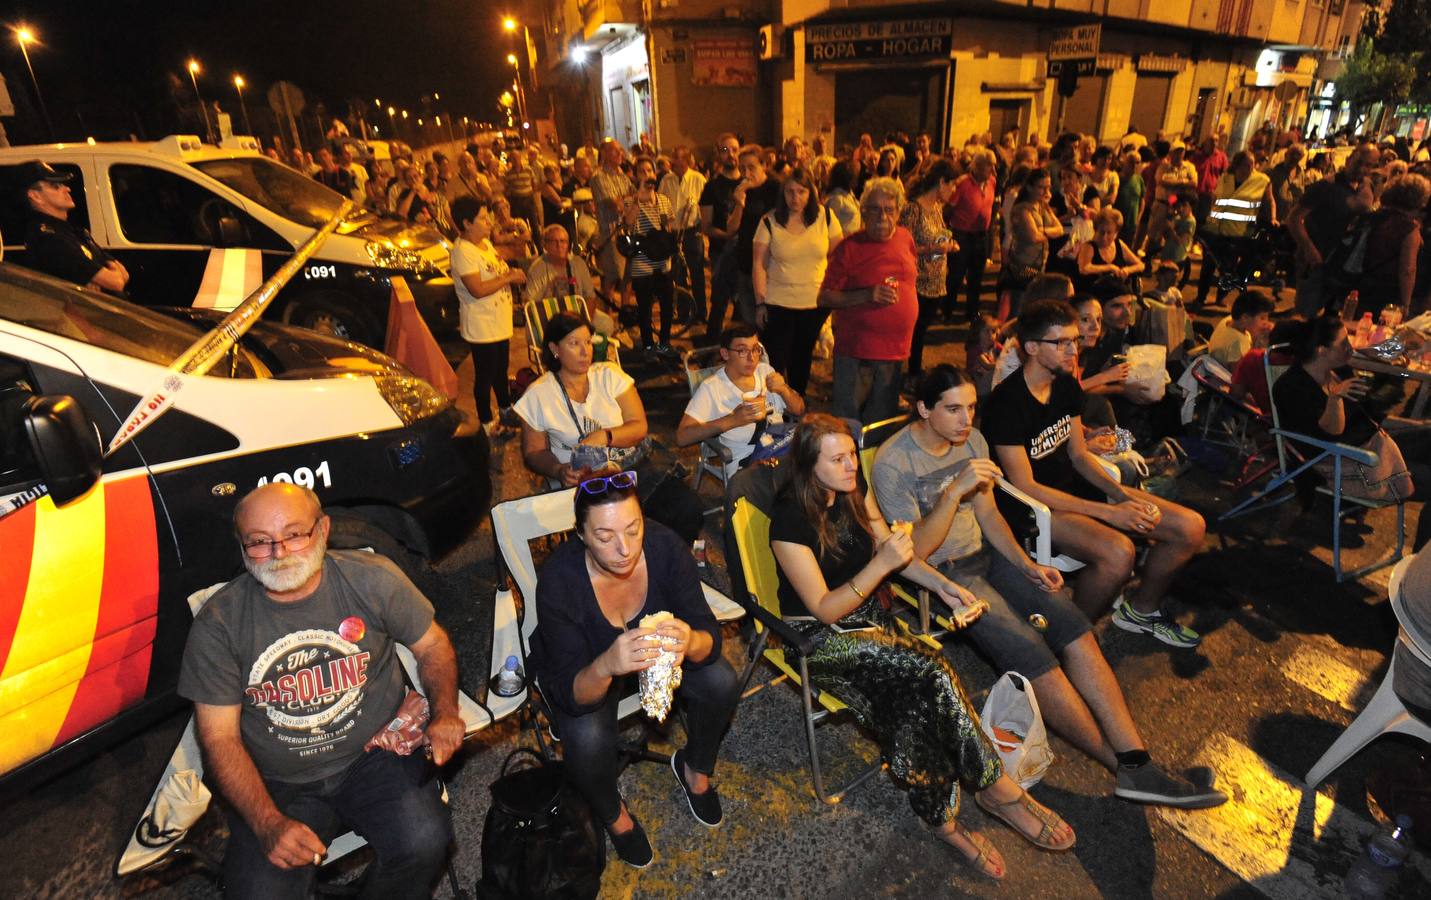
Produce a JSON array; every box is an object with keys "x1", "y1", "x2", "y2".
[{"x1": 818, "y1": 176, "x2": 920, "y2": 425}]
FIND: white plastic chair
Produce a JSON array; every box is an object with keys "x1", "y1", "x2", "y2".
[
  {"x1": 1304, "y1": 555, "x2": 1431, "y2": 787},
  {"x1": 681, "y1": 346, "x2": 735, "y2": 514}
]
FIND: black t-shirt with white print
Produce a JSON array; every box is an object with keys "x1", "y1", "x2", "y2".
[{"x1": 981, "y1": 371, "x2": 1087, "y2": 532}]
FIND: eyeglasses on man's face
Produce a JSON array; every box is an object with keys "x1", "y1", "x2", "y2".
[
  {"x1": 241, "y1": 518, "x2": 323, "y2": 559},
  {"x1": 1034, "y1": 337, "x2": 1080, "y2": 352},
  {"x1": 727, "y1": 343, "x2": 763, "y2": 359}
]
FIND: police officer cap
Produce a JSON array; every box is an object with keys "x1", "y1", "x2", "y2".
[{"x1": 18, "y1": 160, "x2": 73, "y2": 193}]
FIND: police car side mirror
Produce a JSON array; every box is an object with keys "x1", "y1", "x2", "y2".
[{"x1": 22, "y1": 394, "x2": 102, "y2": 506}]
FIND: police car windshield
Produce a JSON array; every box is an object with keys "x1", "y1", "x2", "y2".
[
  {"x1": 0, "y1": 263, "x2": 259, "y2": 375},
  {"x1": 192, "y1": 157, "x2": 345, "y2": 229}
]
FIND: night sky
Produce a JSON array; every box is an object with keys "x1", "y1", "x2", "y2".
[{"x1": 1, "y1": 0, "x2": 519, "y2": 145}]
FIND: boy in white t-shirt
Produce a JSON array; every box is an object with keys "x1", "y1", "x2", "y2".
[
  {"x1": 451, "y1": 195, "x2": 525, "y2": 435},
  {"x1": 677, "y1": 323, "x2": 805, "y2": 476}
]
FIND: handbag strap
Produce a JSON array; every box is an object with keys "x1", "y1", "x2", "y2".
[{"x1": 554, "y1": 374, "x2": 588, "y2": 440}]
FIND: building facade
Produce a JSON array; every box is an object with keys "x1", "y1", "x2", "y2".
[{"x1": 537, "y1": 0, "x2": 1364, "y2": 155}]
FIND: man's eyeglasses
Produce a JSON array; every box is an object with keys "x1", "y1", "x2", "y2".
[
  {"x1": 241, "y1": 519, "x2": 323, "y2": 560},
  {"x1": 1034, "y1": 337, "x2": 1080, "y2": 351},
  {"x1": 727, "y1": 344, "x2": 763, "y2": 359},
  {"x1": 578, "y1": 471, "x2": 638, "y2": 495}
]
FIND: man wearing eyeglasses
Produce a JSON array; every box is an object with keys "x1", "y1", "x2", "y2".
[
  {"x1": 178, "y1": 483, "x2": 461, "y2": 899},
  {"x1": 981, "y1": 300, "x2": 1207, "y2": 650},
  {"x1": 676, "y1": 323, "x2": 805, "y2": 476},
  {"x1": 698, "y1": 133, "x2": 745, "y2": 340}
]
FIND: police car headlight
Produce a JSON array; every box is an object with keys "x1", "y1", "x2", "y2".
[
  {"x1": 365, "y1": 241, "x2": 439, "y2": 279},
  {"x1": 373, "y1": 373, "x2": 450, "y2": 425}
]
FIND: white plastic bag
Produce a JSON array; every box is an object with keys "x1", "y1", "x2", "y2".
[
  {"x1": 979, "y1": 672, "x2": 1054, "y2": 789},
  {"x1": 813, "y1": 316, "x2": 834, "y2": 360},
  {"x1": 1125, "y1": 344, "x2": 1170, "y2": 403}
]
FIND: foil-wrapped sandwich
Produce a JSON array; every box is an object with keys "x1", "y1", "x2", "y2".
[
  {"x1": 638, "y1": 611, "x2": 683, "y2": 722},
  {"x1": 364, "y1": 690, "x2": 431, "y2": 755}
]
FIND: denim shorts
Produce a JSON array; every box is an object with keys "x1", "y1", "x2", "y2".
[{"x1": 941, "y1": 548, "x2": 1091, "y2": 679}]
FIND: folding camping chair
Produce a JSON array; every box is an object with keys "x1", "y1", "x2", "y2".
[
  {"x1": 522, "y1": 294, "x2": 622, "y2": 373},
  {"x1": 1220, "y1": 344, "x2": 1408, "y2": 582},
  {"x1": 489, "y1": 488, "x2": 745, "y2": 751},
  {"x1": 682, "y1": 346, "x2": 735, "y2": 514}
]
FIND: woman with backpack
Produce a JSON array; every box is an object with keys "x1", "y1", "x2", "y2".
[
  {"x1": 1335, "y1": 174, "x2": 1428, "y2": 314},
  {"x1": 752, "y1": 167, "x2": 844, "y2": 394},
  {"x1": 900, "y1": 160, "x2": 960, "y2": 380}
]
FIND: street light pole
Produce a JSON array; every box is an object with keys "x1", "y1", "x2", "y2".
[
  {"x1": 503, "y1": 16, "x2": 534, "y2": 130},
  {"x1": 187, "y1": 60, "x2": 214, "y2": 143},
  {"x1": 14, "y1": 27, "x2": 55, "y2": 141},
  {"x1": 233, "y1": 75, "x2": 253, "y2": 137}
]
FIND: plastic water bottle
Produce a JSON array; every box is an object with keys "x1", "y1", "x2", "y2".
[
  {"x1": 1355, "y1": 312, "x2": 1375, "y2": 348},
  {"x1": 1342, "y1": 290, "x2": 1360, "y2": 322},
  {"x1": 1344, "y1": 814, "x2": 1413, "y2": 899},
  {"x1": 491, "y1": 655, "x2": 525, "y2": 698}
]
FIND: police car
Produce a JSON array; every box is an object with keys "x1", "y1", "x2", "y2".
[
  {"x1": 0, "y1": 135, "x2": 456, "y2": 347},
  {"x1": 0, "y1": 261, "x2": 489, "y2": 789}
]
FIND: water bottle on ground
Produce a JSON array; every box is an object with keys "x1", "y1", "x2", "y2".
[
  {"x1": 491, "y1": 655, "x2": 525, "y2": 698},
  {"x1": 1344, "y1": 814, "x2": 1413, "y2": 899}
]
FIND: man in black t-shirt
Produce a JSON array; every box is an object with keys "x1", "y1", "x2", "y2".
[
  {"x1": 982, "y1": 299, "x2": 1206, "y2": 649},
  {"x1": 728, "y1": 145, "x2": 782, "y2": 329},
  {"x1": 699, "y1": 132, "x2": 744, "y2": 340},
  {"x1": 1287, "y1": 143, "x2": 1378, "y2": 315}
]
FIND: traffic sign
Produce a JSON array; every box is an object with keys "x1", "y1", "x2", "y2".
[{"x1": 1048, "y1": 59, "x2": 1095, "y2": 78}]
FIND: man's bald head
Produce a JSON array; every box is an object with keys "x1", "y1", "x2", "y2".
[{"x1": 234, "y1": 482, "x2": 323, "y2": 536}]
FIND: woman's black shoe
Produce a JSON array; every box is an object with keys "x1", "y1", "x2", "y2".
[
  {"x1": 671, "y1": 749, "x2": 723, "y2": 827},
  {"x1": 608, "y1": 809, "x2": 654, "y2": 868}
]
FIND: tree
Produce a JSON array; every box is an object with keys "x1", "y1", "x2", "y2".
[
  {"x1": 1335, "y1": 38, "x2": 1416, "y2": 130},
  {"x1": 1360, "y1": 0, "x2": 1431, "y2": 103}
]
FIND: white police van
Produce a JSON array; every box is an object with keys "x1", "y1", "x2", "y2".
[
  {"x1": 0, "y1": 136, "x2": 456, "y2": 347},
  {"x1": 0, "y1": 260, "x2": 488, "y2": 790}
]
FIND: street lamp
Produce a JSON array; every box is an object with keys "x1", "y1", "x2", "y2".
[
  {"x1": 187, "y1": 59, "x2": 214, "y2": 143},
  {"x1": 233, "y1": 74, "x2": 253, "y2": 137},
  {"x1": 13, "y1": 26, "x2": 55, "y2": 141}
]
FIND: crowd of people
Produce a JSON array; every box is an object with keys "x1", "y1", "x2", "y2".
[{"x1": 166, "y1": 117, "x2": 1431, "y2": 894}]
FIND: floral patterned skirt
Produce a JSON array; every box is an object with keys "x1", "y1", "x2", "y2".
[{"x1": 793, "y1": 605, "x2": 1003, "y2": 826}]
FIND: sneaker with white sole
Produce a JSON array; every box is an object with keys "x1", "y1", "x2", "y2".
[
  {"x1": 1111, "y1": 597, "x2": 1202, "y2": 649},
  {"x1": 1116, "y1": 762, "x2": 1227, "y2": 809}
]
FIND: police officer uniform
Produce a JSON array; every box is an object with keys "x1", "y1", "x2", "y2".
[{"x1": 19, "y1": 161, "x2": 121, "y2": 291}]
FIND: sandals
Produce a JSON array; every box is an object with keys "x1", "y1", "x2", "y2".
[
  {"x1": 933, "y1": 820, "x2": 1005, "y2": 880},
  {"x1": 975, "y1": 787, "x2": 1076, "y2": 852}
]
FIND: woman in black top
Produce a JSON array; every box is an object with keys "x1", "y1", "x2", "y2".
[
  {"x1": 1075, "y1": 209, "x2": 1144, "y2": 296},
  {"x1": 1272, "y1": 315, "x2": 1431, "y2": 548},
  {"x1": 532, "y1": 474, "x2": 739, "y2": 867},
  {"x1": 769, "y1": 415, "x2": 1075, "y2": 880}
]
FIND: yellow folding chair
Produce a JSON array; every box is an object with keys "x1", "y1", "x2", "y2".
[{"x1": 522, "y1": 294, "x2": 621, "y2": 372}]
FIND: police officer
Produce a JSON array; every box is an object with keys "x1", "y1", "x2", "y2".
[{"x1": 21, "y1": 160, "x2": 129, "y2": 295}]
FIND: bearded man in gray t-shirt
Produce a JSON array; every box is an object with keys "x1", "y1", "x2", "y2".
[{"x1": 178, "y1": 483, "x2": 463, "y2": 900}]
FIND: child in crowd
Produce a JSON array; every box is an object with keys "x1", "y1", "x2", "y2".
[
  {"x1": 1143, "y1": 260, "x2": 1185, "y2": 308},
  {"x1": 964, "y1": 313, "x2": 1001, "y2": 398},
  {"x1": 1157, "y1": 194, "x2": 1196, "y2": 283}
]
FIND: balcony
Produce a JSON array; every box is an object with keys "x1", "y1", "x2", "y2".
[{"x1": 580, "y1": 0, "x2": 641, "y2": 41}]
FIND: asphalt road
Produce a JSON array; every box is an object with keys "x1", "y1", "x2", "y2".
[{"x1": 4, "y1": 281, "x2": 1430, "y2": 900}]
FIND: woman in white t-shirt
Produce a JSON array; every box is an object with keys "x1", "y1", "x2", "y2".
[
  {"x1": 752, "y1": 167, "x2": 843, "y2": 395},
  {"x1": 515, "y1": 311, "x2": 705, "y2": 541},
  {"x1": 452, "y1": 196, "x2": 526, "y2": 435}
]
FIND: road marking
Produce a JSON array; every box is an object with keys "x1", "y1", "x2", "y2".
[
  {"x1": 1280, "y1": 644, "x2": 1375, "y2": 713},
  {"x1": 1157, "y1": 732, "x2": 1430, "y2": 899}
]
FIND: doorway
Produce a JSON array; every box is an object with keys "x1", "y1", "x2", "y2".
[
  {"x1": 988, "y1": 99, "x2": 1028, "y2": 144},
  {"x1": 834, "y1": 66, "x2": 947, "y2": 150}
]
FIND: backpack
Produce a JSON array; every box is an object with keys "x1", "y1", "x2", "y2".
[{"x1": 476, "y1": 748, "x2": 605, "y2": 900}]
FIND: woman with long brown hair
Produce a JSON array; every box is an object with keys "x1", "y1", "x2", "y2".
[{"x1": 769, "y1": 414, "x2": 1076, "y2": 880}]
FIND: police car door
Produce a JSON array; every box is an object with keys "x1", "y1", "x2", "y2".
[
  {"x1": 0, "y1": 158, "x2": 99, "y2": 270},
  {"x1": 99, "y1": 159, "x2": 286, "y2": 308},
  {"x1": 0, "y1": 328, "x2": 180, "y2": 781}
]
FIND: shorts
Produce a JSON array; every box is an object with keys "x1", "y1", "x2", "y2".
[{"x1": 940, "y1": 548, "x2": 1091, "y2": 679}]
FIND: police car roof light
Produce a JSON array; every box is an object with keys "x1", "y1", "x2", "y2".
[
  {"x1": 154, "y1": 135, "x2": 206, "y2": 157},
  {"x1": 218, "y1": 136, "x2": 261, "y2": 153}
]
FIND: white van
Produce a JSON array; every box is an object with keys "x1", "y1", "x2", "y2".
[
  {"x1": 0, "y1": 260, "x2": 489, "y2": 789},
  {"x1": 0, "y1": 136, "x2": 456, "y2": 347}
]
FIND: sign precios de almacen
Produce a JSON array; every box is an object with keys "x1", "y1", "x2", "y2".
[{"x1": 806, "y1": 18, "x2": 952, "y2": 63}]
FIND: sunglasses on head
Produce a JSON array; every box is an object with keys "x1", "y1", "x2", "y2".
[{"x1": 578, "y1": 470, "x2": 638, "y2": 495}]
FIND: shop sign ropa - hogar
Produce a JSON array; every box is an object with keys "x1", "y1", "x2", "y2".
[{"x1": 806, "y1": 18, "x2": 952, "y2": 63}]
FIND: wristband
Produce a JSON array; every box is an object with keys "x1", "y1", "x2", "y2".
[{"x1": 605, "y1": 428, "x2": 613, "y2": 446}]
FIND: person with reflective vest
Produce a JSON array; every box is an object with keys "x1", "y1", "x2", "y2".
[{"x1": 1194, "y1": 151, "x2": 1278, "y2": 308}]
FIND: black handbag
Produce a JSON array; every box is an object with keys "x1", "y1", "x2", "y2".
[{"x1": 476, "y1": 748, "x2": 605, "y2": 900}]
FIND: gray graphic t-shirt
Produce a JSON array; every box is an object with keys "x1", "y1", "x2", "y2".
[
  {"x1": 871, "y1": 424, "x2": 989, "y2": 567},
  {"x1": 178, "y1": 550, "x2": 434, "y2": 783}
]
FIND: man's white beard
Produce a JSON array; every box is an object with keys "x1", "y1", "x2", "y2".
[{"x1": 245, "y1": 534, "x2": 327, "y2": 594}]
